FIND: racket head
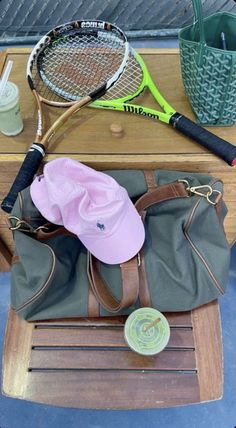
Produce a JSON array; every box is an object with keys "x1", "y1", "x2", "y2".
[
  {"x1": 27, "y1": 20, "x2": 129, "y2": 105},
  {"x1": 95, "y1": 47, "x2": 176, "y2": 119},
  {"x1": 99, "y1": 47, "x2": 147, "y2": 103}
]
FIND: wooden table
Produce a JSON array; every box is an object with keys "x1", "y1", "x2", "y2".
[
  {"x1": 0, "y1": 48, "x2": 236, "y2": 254},
  {"x1": 1, "y1": 48, "x2": 235, "y2": 409}
]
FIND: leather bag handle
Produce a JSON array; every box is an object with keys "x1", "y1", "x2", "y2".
[
  {"x1": 88, "y1": 181, "x2": 188, "y2": 313},
  {"x1": 88, "y1": 252, "x2": 140, "y2": 313}
]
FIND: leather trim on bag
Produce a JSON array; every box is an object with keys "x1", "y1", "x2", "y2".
[
  {"x1": 12, "y1": 255, "x2": 20, "y2": 264},
  {"x1": 138, "y1": 246, "x2": 151, "y2": 307},
  {"x1": 13, "y1": 243, "x2": 56, "y2": 311},
  {"x1": 214, "y1": 195, "x2": 222, "y2": 219},
  {"x1": 87, "y1": 253, "x2": 100, "y2": 317},
  {"x1": 37, "y1": 225, "x2": 76, "y2": 240},
  {"x1": 135, "y1": 182, "x2": 189, "y2": 214},
  {"x1": 143, "y1": 170, "x2": 157, "y2": 189},
  {"x1": 88, "y1": 287, "x2": 100, "y2": 317},
  {"x1": 184, "y1": 199, "x2": 225, "y2": 295}
]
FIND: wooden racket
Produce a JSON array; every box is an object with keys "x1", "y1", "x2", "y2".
[{"x1": 1, "y1": 20, "x2": 129, "y2": 213}]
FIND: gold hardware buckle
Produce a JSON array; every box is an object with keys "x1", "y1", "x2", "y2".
[
  {"x1": 8, "y1": 216, "x2": 35, "y2": 233},
  {"x1": 178, "y1": 180, "x2": 222, "y2": 205},
  {"x1": 8, "y1": 216, "x2": 49, "y2": 233}
]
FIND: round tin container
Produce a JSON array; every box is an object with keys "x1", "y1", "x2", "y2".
[{"x1": 124, "y1": 307, "x2": 170, "y2": 356}]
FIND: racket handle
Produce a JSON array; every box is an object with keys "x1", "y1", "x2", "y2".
[
  {"x1": 1, "y1": 143, "x2": 45, "y2": 213},
  {"x1": 170, "y1": 113, "x2": 236, "y2": 166}
]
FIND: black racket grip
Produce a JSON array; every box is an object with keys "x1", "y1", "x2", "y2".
[
  {"x1": 170, "y1": 113, "x2": 236, "y2": 166},
  {"x1": 1, "y1": 144, "x2": 45, "y2": 213}
]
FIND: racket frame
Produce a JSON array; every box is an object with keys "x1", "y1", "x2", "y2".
[
  {"x1": 1, "y1": 20, "x2": 129, "y2": 213},
  {"x1": 27, "y1": 19, "x2": 130, "y2": 150},
  {"x1": 92, "y1": 50, "x2": 177, "y2": 123}
]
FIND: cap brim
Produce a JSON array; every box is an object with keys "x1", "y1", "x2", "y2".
[{"x1": 79, "y1": 199, "x2": 145, "y2": 264}]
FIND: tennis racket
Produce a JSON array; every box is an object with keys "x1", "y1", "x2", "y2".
[
  {"x1": 93, "y1": 48, "x2": 236, "y2": 166},
  {"x1": 46, "y1": 46, "x2": 236, "y2": 167},
  {"x1": 1, "y1": 20, "x2": 129, "y2": 213}
]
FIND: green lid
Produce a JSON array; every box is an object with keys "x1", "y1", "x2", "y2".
[{"x1": 124, "y1": 307, "x2": 170, "y2": 356}]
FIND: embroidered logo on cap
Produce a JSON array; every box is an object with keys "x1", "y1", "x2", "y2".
[{"x1": 97, "y1": 222, "x2": 105, "y2": 231}]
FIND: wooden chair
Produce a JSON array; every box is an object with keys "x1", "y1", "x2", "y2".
[
  {"x1": 2, "y1": 301, "x2": 222, "y2": 408},
  {"x1": 0, "y1": 188, "x2": 223, "y2": 408}
]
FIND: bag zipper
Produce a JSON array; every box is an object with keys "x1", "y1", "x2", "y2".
[{"x1": 183, "y1": 183, "x2": 225, "y2": 295}]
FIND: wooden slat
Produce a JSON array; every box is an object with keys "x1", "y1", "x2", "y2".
[
  {"x1": 0, "y1": 152, "x2": 230, "y2": 167},
  {"x1": 31, "y1": 326, "x2": 194, "y2": 348},
  {"x1": 0, "y1": 237, "x2": 12, "y2": 271},
  {"x1": 34, "y1": 311, "x2": 192, "y2": 326},
  {"x1": 22, "y1": 371, "x2": 200, "y2": 409},
  {"x1": 0, "y1": 51, "x2": 7, "y2": 75},
  {"x1": 29, "y1": 348, "x2": 196, "y2": 371},
  {"x1": 2, "y1": 310, "x2": 33, "y2": 399},
  {"x1": 192, "y1": 300, "x2": 223, "y2": 402}
]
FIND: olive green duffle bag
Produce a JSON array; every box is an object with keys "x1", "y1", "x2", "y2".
[{"x1": 8, "y1": 169, "x2": 230, "y2": 321}]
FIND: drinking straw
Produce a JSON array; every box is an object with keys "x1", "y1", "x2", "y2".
[{"x1": 0, "y1": 60, "x2": 13, "y2": 98}]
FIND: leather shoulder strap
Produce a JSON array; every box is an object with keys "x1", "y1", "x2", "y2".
[
  {"x1": 88, "y1": 252, "x2": 139, "y2": 313},
  {"x1": 135, "y1": 181, "x2": 188, "y2": 213},
  {"x1": 88, "y1": 181, "x2": 189, "y2": 313}
]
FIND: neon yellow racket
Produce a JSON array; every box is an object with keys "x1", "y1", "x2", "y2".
[{"x1": 91, "y1": 47, "x2": 236, "y2": 166}]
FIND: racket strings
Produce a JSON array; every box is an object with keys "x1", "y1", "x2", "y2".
[
  {"x1": 101, "y1": 51, "x2": 144, "y2": 101},
  {"x1": 32, "y1": 30, "x2": 126, "y2": 101}
]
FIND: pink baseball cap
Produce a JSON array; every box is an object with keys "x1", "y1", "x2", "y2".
[{"x1": 30, "y1": 158, "x2": 145, "y2": 264}]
